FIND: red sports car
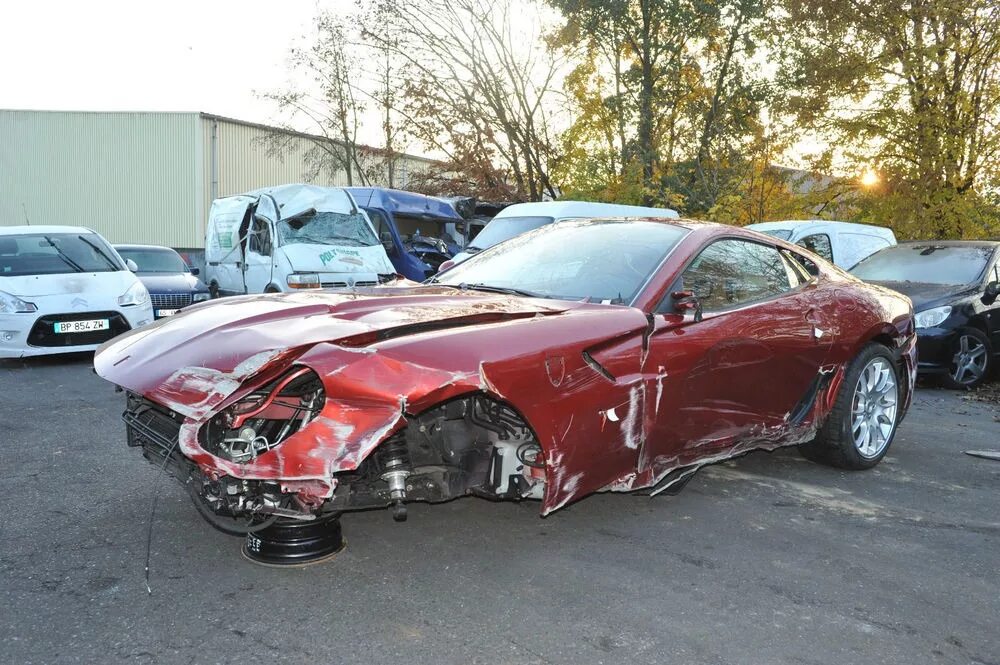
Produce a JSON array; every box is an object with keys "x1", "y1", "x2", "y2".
[{"x1": 95, "y1": 218, "x2": 916, "y2": 559}]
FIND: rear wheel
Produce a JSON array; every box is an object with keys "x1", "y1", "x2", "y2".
[
  {"x1": 799, "y1": 343, "x2": 901, "y2": 469},
  {"x1": 940, "y1": 327, "x2": 992, "y2": 390},
  {"x1": 208, "y1": 282, "x2": 220, "y2": 299}
]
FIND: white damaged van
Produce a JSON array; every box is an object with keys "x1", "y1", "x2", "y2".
[{"x1": 205, "y1": 184, "x2": 395, "y2": 296}]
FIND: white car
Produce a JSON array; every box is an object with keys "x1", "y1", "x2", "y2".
[
  {"x1": 747, "y1": 220, "x2": 896, "y2": 269},
  {"x1": 0, "y1": 225, "x2": 154, "y2": 359},
  {"x1": 441, "y1": 200, "x2": 680, "y2": 270}
]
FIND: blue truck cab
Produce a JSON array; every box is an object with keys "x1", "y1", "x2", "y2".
[{"x1": 344, "y1": 188, "x2": 463, "y2": 281}]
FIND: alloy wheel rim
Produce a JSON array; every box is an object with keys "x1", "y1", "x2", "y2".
[
  {"x1": 851, "y1": 357, "x2": 898, "y2": 459},
  {"x1": 950, "y1": 334, "x2": 988, "y2": 385}
]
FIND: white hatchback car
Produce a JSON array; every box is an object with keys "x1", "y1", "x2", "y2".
[{"x1": 0, "y1": 225, "x2": 154, "y2": 358}]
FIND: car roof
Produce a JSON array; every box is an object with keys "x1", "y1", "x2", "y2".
[
  {"x1": 343, "y1": 187, "x2": 463, "y2": 221},
  {"x1": 494, "y1": 200, "x2": 679, "y2": 220},
  {"x1": 748, "y1": 220, "x2": 895, "y2": 235},
  {"x1": 114, "y1": 244, "x2": 178, "y2": 252},
  {"x1": 0, "y1": 225, "x2": 96, "y2": 236}
]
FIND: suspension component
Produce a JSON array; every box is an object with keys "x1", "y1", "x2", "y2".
[{"x1": 379, "y1": 435, "x2": 412, "y2": 522}]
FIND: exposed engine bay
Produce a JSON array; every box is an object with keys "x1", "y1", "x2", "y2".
[{"x1": 122, "y1": 369, "x2": 547, "y2": 534}]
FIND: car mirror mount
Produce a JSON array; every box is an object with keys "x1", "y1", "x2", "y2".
[
  {"x1": 189, "y1": 267, "x2": 200, "y2": 276},
  {"x1": 671, "y1": 290, "x2": 703, "y2": 322}
]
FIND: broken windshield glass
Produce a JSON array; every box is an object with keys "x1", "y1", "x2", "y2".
[{"x1": 277, "y1": 211, "x2": 379, "y2": 247}]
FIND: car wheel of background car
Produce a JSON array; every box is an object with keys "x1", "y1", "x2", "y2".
[
  {"x1": 265, "y1": 285, "x2": 281, "y2": 293},
  {"x1": 941, "y1": 327, "x2": 993, "y2": 390},
  {"x1": 799, "y1": 343, "x2": 901, "y2": 470},
  {"x1": 208, "y1": 282, "x2": 220, "y2": 299}
]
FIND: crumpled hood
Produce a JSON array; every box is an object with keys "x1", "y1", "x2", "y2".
[
  {"x1": 868, "y1": 281, "x2": 977, "y2": 310},
  {"x1": 94, "y1": 286, "x2": 574, "y2": 397}
]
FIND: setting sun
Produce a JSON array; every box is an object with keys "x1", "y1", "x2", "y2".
[{"x1": 860, "y1": 169, "x2": 880, "y2": 187}]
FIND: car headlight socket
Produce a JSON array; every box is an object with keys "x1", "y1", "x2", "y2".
[
  {"x1": 0, "y1": 290, "x2": 38, "y2": 314},
  {"x1": 914, "y1": 306, "x2": 952, "y2": 329},
  {"x1": 118, "y1": 282, "x2": 150, "y2": 307},
  {"x1": 287, "y1": 273, "x2": 321, "y2": 289}
]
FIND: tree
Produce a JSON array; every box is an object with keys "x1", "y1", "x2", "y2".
[
  {"x1": 367, "y1": 0, "x2": 566, "y2": 200},
  {"x1": 549, "y1": 0, "x2": 785, "y2": 215},
  {"x1": 780, "y1": 0, "x2": 1000, "y2": 238},
  {"x1": 262, "y1": 11, "x2": 367, "y2": 185}
]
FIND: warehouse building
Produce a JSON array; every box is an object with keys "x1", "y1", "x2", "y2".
[{"x1": 0, "y1": 109, "x2": 435, "y2": 253}]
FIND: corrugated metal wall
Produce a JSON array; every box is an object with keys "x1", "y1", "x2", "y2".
[
  {"x1": 199, "y1": 115, "x2": 432, "y2": 231},
  {"x1": 0, "y1": 110, "x2": 201, "y2": 246},
  {"x1": 0, "y1": 110, "x2": 435, "y2": 250}
]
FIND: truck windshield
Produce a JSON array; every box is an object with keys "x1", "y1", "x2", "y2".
[
  {"x1": 0, "y1": 232, "x2": 122, "y2": 276},
  {"x1": 277, "y1": 211, "x2": 379, "y2": 247}
]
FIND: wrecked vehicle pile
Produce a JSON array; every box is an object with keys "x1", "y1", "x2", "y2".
[{"x1": 94, "y1": 218, "x2": 917, "y2": 563}]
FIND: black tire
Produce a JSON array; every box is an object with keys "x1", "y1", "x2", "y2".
[
  {"x1": 940, "y1": 327, "x2": 993, "y2": 390},
  {"x1": 264, "y1": 285, "x2": 281, "y2": 294},
  {"x1": 208, "y1": 282, "x2": 220, "y2": 299},
  {"x1": 799, "y1": 343, "x2": 902, "y2": 470}
]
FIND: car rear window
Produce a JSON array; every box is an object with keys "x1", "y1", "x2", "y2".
[
  {"x1": 117, "y1": 248, "x2": 188, "y2": 273},
  {"x1": 0, "y1": 233, "x2": 122, "y2": 276},
  {"x1": 468, "y1": 216, "x2": 554, "y2": 251},
  {"x1": 851, "y1": 245, "x2": 994, "y2": 285}
]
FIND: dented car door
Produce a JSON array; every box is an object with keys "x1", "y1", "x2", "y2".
[{"x1": 642, "y1": 238, "x2": 832, "y2": 470}]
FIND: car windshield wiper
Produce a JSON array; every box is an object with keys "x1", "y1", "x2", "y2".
[
  {"x1": 77, "y1": 235, "x2": 120, "y2": 270},
  {"x1": 432, "y1": 282, "x2": 545, "y2": 298},
  {"x1": 464, "y1": 245, "x2": 482, "y2": 254},
  {"x1": 42, "y1": 236, "x2": 85, "y2": 272}
]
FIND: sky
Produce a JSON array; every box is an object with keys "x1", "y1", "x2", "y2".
[{"x1": 1, "y1": 1, "x2": 337, "y2": 136}]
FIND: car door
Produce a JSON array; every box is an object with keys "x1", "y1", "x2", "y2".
[
  {"x1": 642, "y1": 238, "x2": 831, "y2": 470},
  {"x1": 242, "y1": 196, "x2": 278, "y2": 293},
  {"x1": 206, "y1": 197, "x2": 252, "y2": 295}
]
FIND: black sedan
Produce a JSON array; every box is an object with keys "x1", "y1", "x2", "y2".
[
  {"x1": 851, "y1": 240, "x2": 1000, "y2": 388},
  {"x1": 114, "y1": 244, "x2": 211, "y2": 319}
]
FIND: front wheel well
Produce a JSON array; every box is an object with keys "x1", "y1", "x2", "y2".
[{"x1": 328, "y1": 393, "x2": 547, "y2": 514}]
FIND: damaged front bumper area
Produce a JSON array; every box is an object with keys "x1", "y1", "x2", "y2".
[{"x1": 121, "y1": 366, "x2": 549, "y2": 533}]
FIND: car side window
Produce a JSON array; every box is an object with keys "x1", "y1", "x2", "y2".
[
  {"x1": 797, "y1": 233, "x2": 833, "y2": 262},
  {"x1": 248, "y1": 218, "x2": 272, "y2": 256},
  {"x1": 784, "y1": 248, "x2": 819, "y2": 278},
  {"x1": 678, "y1": 239, "x2": 795, "y2": 312}
]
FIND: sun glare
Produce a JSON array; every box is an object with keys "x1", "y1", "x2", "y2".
[{"x1": 860, "y1": 169, "x2": 880, "y2": 187}]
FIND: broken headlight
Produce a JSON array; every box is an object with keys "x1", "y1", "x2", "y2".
[{"x1": 200, "y1": 367, "x2": 325, "y2": 462}]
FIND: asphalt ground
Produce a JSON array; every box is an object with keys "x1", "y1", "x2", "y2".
[{"x1": 1, "y1": 354, "x2": 998, "y2": 665}]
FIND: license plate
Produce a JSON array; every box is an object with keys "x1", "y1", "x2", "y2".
[
  {"x1": 54, "y1": 319, "x2": 110, "y2": 334},
  {"x1": 156, "y1": 309, "x2": 179, "y2": 317}
]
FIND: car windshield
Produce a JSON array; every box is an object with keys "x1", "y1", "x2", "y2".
[
  {"x1": 117, "y1": 248, "x2": 187, "y2": 273},
  {"x1": 435, "y1": 220, "x2": 687, "y2": 303},
  {"x1": 851, "y1": 245, "x2": 993, "y2": 285},
  {"x1": 757, "y1": 229, "x2": 792, "y2": 240},
  {"x1": 0, "y1": 232, "x2": 122, "y2": 276},
  {"x1": 467, "y1": 216, "x2": 554, "y2": 251},
  {"x1": 277, "y1": 210, "x2": 378, "y2": 247}
]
